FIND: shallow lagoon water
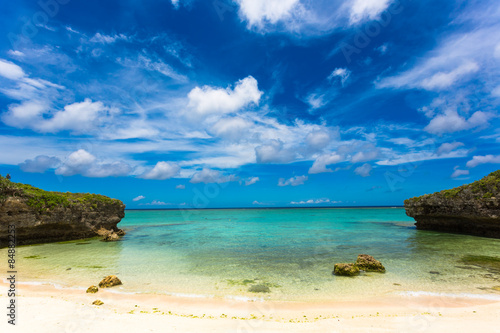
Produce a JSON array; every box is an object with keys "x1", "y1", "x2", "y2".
[{"x1": 6, "y1": 208, "x2": 500, "y2": 301}]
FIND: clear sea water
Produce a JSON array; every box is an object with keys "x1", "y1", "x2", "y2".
[{"x1": 6, "y1": 208, "x2": 500, "y2": 301}]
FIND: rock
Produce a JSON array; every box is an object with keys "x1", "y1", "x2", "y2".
[
  {"x1": 333, "y1": 263, "x2": 360, "y2": 276},
  {"x1": 429, "y1": 271, "x2": 440, "y2": 275},
  {"x1": 404, "y1": 170, "x2": 500, "y2": 238},
  {"x1": 92, "y1": 300, "x2": 104, "y2": 306},
  {"x1": 0, "y1": 176, "x2": 125, "y2": 247},
  {"x1": 248, "y1": 284, "x2": 270, "y2": 293},
  {"x1": 86, "y1": 286, "x2": 99, "y2": 293},
  {"x1": 103, "y1": 231, "x2": 120, "y2": 242},
  {"x1": 116, "y1": 229, "x2": 126, "y2": 236},
  {"x1": 99, "y1": 275, "x2": 122, "y2": 288},
  {"x1": 492, "y1": 286, "x2": 500, "y2": 291},
  {"x1": 355, "y1": 254, "x2": 386, "y2": 273}
]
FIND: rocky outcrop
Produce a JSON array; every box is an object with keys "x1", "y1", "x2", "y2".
[
  {"x1": 86, "y1": 286, "x2": 99, "y2": 293},
  {"x1": 333, "y1": 263, "x2": 360, "y2": 276},
  {"x1": 0, "y1": 176, "x2": 125, "y2": 247},
  {"x1": 98, "y1": 275, "x2": 122, "y2": 288},
  {"x1": 355, "y1": 254, "x2": 386, "y2": 273},
  {"x1": 404, "y1": 170, "x2": 500, "y2": 238}
]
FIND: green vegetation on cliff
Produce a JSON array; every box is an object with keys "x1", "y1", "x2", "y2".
[
  {"x1": 404, "y1": 170, "x2": 500, "y2": 204},
  {"x1": 0, "y1": 175, "x2": 121, "y2": 214}
]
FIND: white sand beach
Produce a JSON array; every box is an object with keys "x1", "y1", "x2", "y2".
[{"x1": 2, "y1": 281, "x2": 499, "y2": 332}]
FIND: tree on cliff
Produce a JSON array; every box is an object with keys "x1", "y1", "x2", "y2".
[{"x1": 6, "y1": 174, "x2": 11, "y2": 180}]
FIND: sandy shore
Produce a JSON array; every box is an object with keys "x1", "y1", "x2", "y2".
[{"x1": 1, "y1": 281, "x2": 500, "y2": 332}]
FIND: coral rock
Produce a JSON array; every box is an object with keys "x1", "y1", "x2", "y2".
[
  {"x1": 333, "y1": 263, "x2": 360, "y2": 276},
  {"x1": 98, "y1": 275, "x2": 122, "y2": 288},
  {"x1": 355, "y1": 254, "x2": 386, "y2": 273}
]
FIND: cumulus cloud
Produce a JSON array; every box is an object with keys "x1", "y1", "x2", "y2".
[
  {"x1": 176, "y1": 184, "x2": 186, "y2": 189},
  {"x1": 142, "y1": 200, "x2": 169, "y2": 206},
  {"x1": 255, "y1": 140, "x2": 295, "y2": 163},
  {"x1": 187, "y1": 76, "x2": 262, "y2": 116},
  {"x1": 349, "y1": 0, "x2": 392, "y2": 25},
  {"x1": 424, "y1": 110, "x2": 493, "y2": 135},
  {"x1": 141, "y1": 161, "x2": 180, "y2": 180},
  {"x1": 354, "y1": 163, "x2": 372, "y2": 177},
  {"x1": 436, "y1": 142, "x2": 464, "y2": 156},
  {"x1": 89, "y1": 33, "x2": 128, "y2": 44},
  {"x1": 420, "y1": 61, "x2": 479, "y2": 90},
  {"x1": 235, "y1": 0, "x2": 302, "y2": 28},
  {"x1": 306, "y1": 131, "x2": 331, "y2": 151},
  {"x1": 278, "y1": 175, "x2": 307, "y2": 186},
  {"x1": 0, "y1": 59, "x2": 25, "y2": 80},
  {"x1": 19, "y1": 155, "x2": 61, "y2": 173},
  {"x1": 210, "y1": 117, "x2": 251, "y2": 141},
  {"x1": 451, "y1": 167, "x2": 469, "y2": 178},
  {"x1": 190, "y1": 168, "x2": 238, "y2": 184},
  {"x1": 328, "y1": 68, "x2": 351, "y2": 86},
  {"x1": 244, "y1": 177, "x2": 260, "y2": 186},
  {"x1": 308, "y1": 153, "x2": 343, "y2": 174},
  {"x1": 290, "y1": 198, "x2": 332, "y2": 204},
  {"x1": 466, "y1": 155, "x2": 500, "y2": 168},
  {"x1": 55, "y1": 149, "x2": 133, "y2": 178},
  {"x1": 2, "y1": 99, "x2": 109, "y2": 133},
  {"x1": 133, "y1": 195, "x2": 145, "y2": 201}
]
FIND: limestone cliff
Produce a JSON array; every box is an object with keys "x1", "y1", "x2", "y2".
[
  {"x1": 0, "y1": 176, "x2": 125, "y2": 246},
  {"x1": 404, "y1": 170, "x2": 500, "y2": 238}
]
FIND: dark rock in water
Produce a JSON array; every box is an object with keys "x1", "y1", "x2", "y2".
[
  {"x1": 98, "y1": 275, "x2": 122, "y2": 288},
  {"x1": 460, "y1": 255, "x2": 500, "y2": 273},
  {"x1": 86, "y1": 285, "x2": 99, "y2": 293},
  {"x1": 248, "y1": 284, "x2": 270, "y2": 293},
  {"x1": 333, "y1": 263, "x2": 360, "y2": 276},
  {"x1": 404, "y1": 170, "x2": 500, "y2": 238},
  {"x1": 355, "y1": 254, "x2": 386, "y2": 273},
  {"x1": 429, "y1": 271, "x2": 440, "y2": 275},
  {"x1": 0, "y1": 176, "x2": 125, "y2": 247},
  {"x1": 92, "y1": 300, "x2": 104, "y2": 306}
]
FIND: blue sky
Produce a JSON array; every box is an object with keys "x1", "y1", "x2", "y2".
[{"x1": 1, "y1": 0, "x2": 500, "y2": 208}]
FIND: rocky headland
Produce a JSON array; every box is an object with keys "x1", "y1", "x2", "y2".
[
  {"x1": 404, "y1": 170, "x2": 500, "y2": 238},
  {"x1": 0, "y1": 175, "x2": 125, "y2": 247}
]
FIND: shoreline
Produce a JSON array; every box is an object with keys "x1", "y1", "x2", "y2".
[{"x1": 2, "y1": 281, "x2": 500, "y2": 332}]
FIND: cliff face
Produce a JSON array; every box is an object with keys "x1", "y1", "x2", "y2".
[
  {"x1": 404, "y1": 170, "x2": 500, "y2": 238},
  {"x1": 0, "y1": 176, "x2": 125, "y2": 246}
]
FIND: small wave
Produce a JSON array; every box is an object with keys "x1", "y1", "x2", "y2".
[{"x1": 399, "y1": 291, "x2": 500, "y2": 301}]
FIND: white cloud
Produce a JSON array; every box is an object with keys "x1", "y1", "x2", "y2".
[
  {"x1": 255, "y1": 140, "x2": 295, "y2": 163},
  {"x1": 55, "y1": 149, "x2": 132, "y2": 178},
  {"x1": 466, "y1": 155, "x2": 500, "y2": 168},
  {"x1": 349, "y1": 0, "x2": 392, "y2": 25},
  {"x1": 351, "y1": 148, "x2": 379, "y2": 163},
  {"x1": 210, "y1": 117, "x2": 251, "y2": 141},
  {"x1": 306, "y1": 130, "x2": 331, "y2": 150},
  {"x1": 309, "y1": 153, "x2": 343, "y2": 174},
  {"x1": 187, "y1": 76, "x2": 262, "y2": 116},
  {"x1": 90, "y1": 32, "x2": 128, "y2": 44},
  {"x1": 451, "y1": 167, "x2": 469, "y2": 178},
  {"x1": 328, "y1": 67, "x2": 351, "y2": 87},
  {"x1": 176, "y1": 184, "x2": 186, "y2": 189},
  {"x1": 171, "y1": 0, "x2": 180, "y2": 9},
  {"x1": 142, "y1": 200, "x2": 170, "y2": 206},
  {"x1": 252, "y1": 200, "x2": 265, "y2": 205},
  {"x1": 376, "y1": 43, "x2": 389, "y2": 55},
  {"x1": 133, "y1": 195, "x2": 145, "y2": 201},
  {"x1": 424, "y1": 110, "x2": 493, "y2": 135},
  {"x1": 278, "y1": 175, "x2": 307, "y2": 186},
  {"x1": 0, "y1": 59, "x2": 25, "y2": 80},
  {"x1": 354, "y1": 163, "x2": 372, "y2": 177},
  {"x1": 436, "y1": 142, "x2": 464, "y2": 156},
  {"x1": 8, "y1": 50, "x2": 25, "y2": 57},
  {"x1": 420, "y1": 61, "x2": 479, "y2": 90},
  {"x1": 245, "y1": 177, "x2": 259, "y2": 186},
  {"x1": 141, "y1": 161, "x2": 181, "y2": 180},
  {"x1": 19, "y1": 155, "x2": 61, "y2": 173},
  {"x1": 2, "y1": 99, "x2": 108, "y2": 133},
  {"x1": 190, "y1": 168, "x2": 238, "y2": 184},
  {"x1": 236, "y1": 0, "x2": 302, "y2": 28},
  {"x1": 291, "y1": 198, "x2": 331, "y2": 204}
]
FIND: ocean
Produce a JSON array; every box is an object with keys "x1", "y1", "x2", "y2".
[{"x1": 8, "y1": 208, "x2": 500, "y2": 301}]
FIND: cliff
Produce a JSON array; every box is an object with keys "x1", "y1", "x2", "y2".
[
  {"x1": 404, "y1": 170, "x2": 500, "y2": 238},
  {"x1": 0, "y1": 176, "x2": 125, "y2": 246}
]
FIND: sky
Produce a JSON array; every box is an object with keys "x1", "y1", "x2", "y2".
[{"x1": 0, "y1": 0, "x2": 499, "y2": 209}]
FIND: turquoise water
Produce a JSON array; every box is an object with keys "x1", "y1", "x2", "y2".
[{"x1": 7, "y1": 208, "x2": 500, "y2": 301}]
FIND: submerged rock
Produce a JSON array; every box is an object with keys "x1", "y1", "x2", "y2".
[
  {"x1": 0, "y1": 176, "x2": 125, "y2": 247},
  {"x1": 92, "y1": 300, "x2": 104, "y2": 306},
  {"x1": 98, "y1": 275, "x2": 122, "y2": 288},
  {"x1": 248, "y1": 284, "x2": 270, "y2": 293},
  {"x1": 355, "y1": 254, "x2": 386, "y2": 273},
  {"x1": 404, "y1": 170, "x2": 500, "y2": 238},
  {"x1": 333, "y1": 263, "x2": 360, "y2": 276},
  {"x1": 86, "y1": 286, "x2": 99, "y2": 293}
]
